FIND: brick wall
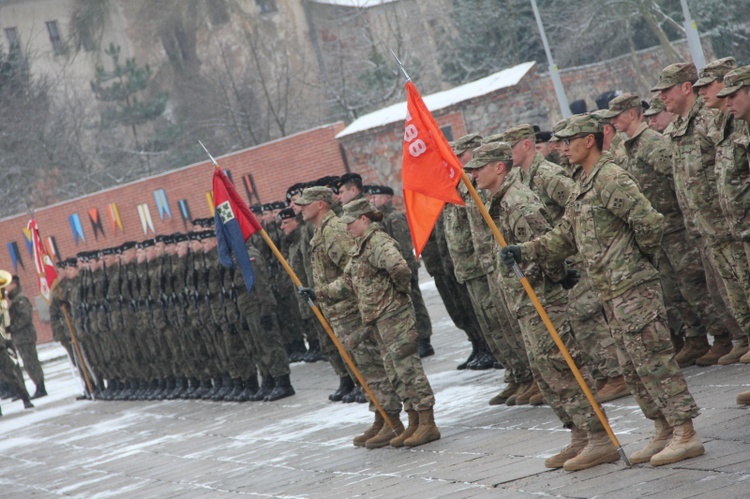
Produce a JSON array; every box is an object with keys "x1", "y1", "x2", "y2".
[{"x1": 0, "y1": 122, "x2": 347, "y2": 343}]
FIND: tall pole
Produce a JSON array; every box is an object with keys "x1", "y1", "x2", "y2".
[
  {"x1": 529, "y1": 0, "x2": 571, "y2": 118},
  {"x1": 679, "y1": 0, "x2": 706, "y2": 69}
]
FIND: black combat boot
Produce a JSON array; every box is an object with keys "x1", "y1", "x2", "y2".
[
  {"x1": 342, "y1": 385, "x2": 361, "y2": 403},
  {"x1": 304, "y1": 339, "x2": 325, "y2": 363},
  {"x1": 213, "y1": 374, "x2": 234, "y2": 401},
  {"x1": 195, "y1": 378, "x2": 214, "y2": 399},
  {"x1": 204, "y1": 377, "x2": 222, "y2": 400},
  {"x1": 288, "y1": 339, "x2": 308, "y2": 363},
  {"x1": 250, "y1": 376, "x2": 275, "y2": 401},
  {"x1": 468, "y1": 342, "x2": 495, "y2": 370},
  {"x1": 418, "y1": 337, "x2": 435, "y2": 358},
  {"x1": 95, "y1": 379, "x2": 107, "y2": 400},
  {"x1": 235, "y1": 375, "x2": 259, "y2": 402},
  {"x1": 225, "y1": 378, "x2": 244, "y2": 401},
  {"x1": 181, "y1": 377, "x2": 198, "y2": 398},
  {"x1": 264, "y1": 374, "x2": 295, "y2": 402},
  {"x1": 165, "y1": 377, "x2": 181, "y2": 400},
  {"x1": 20, "y1": 389, "x2": 34, "y2": 409},
  {"x1": 329, "y1": 376, "x2": 355, "y2": 402},
  {"x1": 457, "y1": 340, "x2": 478, "y2": 370}
]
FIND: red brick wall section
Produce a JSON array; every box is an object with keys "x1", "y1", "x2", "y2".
[{"x1": 0, "y1": 122, "x2": 347, "y2": 343}]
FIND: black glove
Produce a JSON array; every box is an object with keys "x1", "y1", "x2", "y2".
[
  {"x1": 561, "y1": 269, "x2": 581, "y2": 290},
  {"x1": 500, "y1": 245, "x2": 522, "y2": 269},
  {"x1": 298, "y1": 286, "x2": 316, "y2": 302},
  {"x1": 260, "y1": 315, "x2": 274, "y2": 332}
]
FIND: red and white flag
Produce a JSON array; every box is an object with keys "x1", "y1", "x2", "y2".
[
  {"x1": 401, "y1": 81, "x2": 464, "y2": 256},
  {"x1": 27, "y1": 219, "x2": 58, "y2": 303}
]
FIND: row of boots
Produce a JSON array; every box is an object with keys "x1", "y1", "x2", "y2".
[
  {"x1": 0, "y1": 384, "x2": 34, "y2": 416},
  {"x1": 86, "y1": 374, "x2": 295, "y2": 403},
  {"x1": 545, "y1": 418, "x2": 704, "y2": 471},
  {"x1": 674, "y1": 335, "x2": 750, "y2": 367},
  {"x1": 287, "y1": 339, "x2": 326, "y2": 363},
  {"x1": 488, "y1": 376, "x2": 630, "y2": 407},
  {"x1": 457, "y1": 339, "x2": 500, "y2": 371},
  {"x1": 352, "y1": 408, "x2": 441, "y2": 449},
  {"x1": 328, "y1": 376, "x2": 366, "y2": 403}
]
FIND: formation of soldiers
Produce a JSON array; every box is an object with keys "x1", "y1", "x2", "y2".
[{"x1": 28, "y1": 57, "x2": 750, "y2": 469}]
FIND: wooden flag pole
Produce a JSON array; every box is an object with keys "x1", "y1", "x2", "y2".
[
  {"x1": 56, "y1": 286, "x2": 96, "y2": 399},
  {"x1": 459, "y1": 170, "x2": 630, "y2": 466},
  {"x1": 200, "y1": 141, "x2": 397, "y2": 433}
]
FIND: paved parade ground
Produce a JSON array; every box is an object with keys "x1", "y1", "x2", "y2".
[{"x1": 1, "y1": 275, "x2": 750, "y2": 498}]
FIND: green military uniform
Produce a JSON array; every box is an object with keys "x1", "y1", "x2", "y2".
[{"x1": 8, "y1": 286, "x2": 44, "y2": 388}]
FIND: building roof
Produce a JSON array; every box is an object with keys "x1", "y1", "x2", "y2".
[{"x1": 336, "y1": 61, "x2": 536, "y2": 138}]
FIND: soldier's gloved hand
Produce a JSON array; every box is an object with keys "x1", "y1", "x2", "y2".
[
  {"x1": 500, "y1": 245, "x2": 522, "y2": 269},
  {"x1": 260, "y1": 315, "x2": 274, "y2": 331},
  {"x1": 561, "y1": 269, "x2": 581, "y2": 290},
  {"x1": 298, "y1": 287, "x2": 317, "y2": 302}
]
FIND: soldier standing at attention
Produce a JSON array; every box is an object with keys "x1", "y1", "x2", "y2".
[
  {"x1": 7, "y1": 276, "x2": 46, "y2": 399},
  {"x1": 504, "y1": 114, "x2": 703, "y2": 467},
  {"x1": 368, "y1": 184, "x2": 434, "y2": 358},
  {"x1": 605, "y1": 92, "x2": 731, "y2": 366},
  {"x1": 318, "y1": 198, "x2": 440, "y2": 448},
  {"x1": 717, "y1": 65, "x2": 750, "y2": 404},
  {"x1": 644, "y1": 98, "x2": 676, "y2": 133},
  {"x1": 656, "y1": 62, "x2": 750, "y2": 366}
]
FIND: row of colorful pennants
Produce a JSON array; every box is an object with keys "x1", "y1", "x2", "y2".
[{"x1": 5, "y1": 172, "x2": 261, "y2": 271}]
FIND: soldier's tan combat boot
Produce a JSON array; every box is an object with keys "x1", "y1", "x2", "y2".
[
  {"x1": 353, "y1": 411, "x2": 384, "y2": 447},
  {"x1": 365, "y1": 412, "x2": 404, "y2": 449},
  {"x1": 597, "y1": 376, "x2": 630, "y2": 403},
  {"x1": 489, "y1": 382, "x2": 519, "y2": 406},
  {"x1": 563, "y1": 431, "x2": 620, "y2": 471},
  {"x1": 650, "y1": 420, "x2": 704, "y2": 466},
  {"x1": 736, "y1": 390, "x2": 750, "y2": 406},
  {"x1": 674, "y1": 336, "x2": 710, "y2": 367},
  {"x1": 739, "y1": 347, "x2": 750, "y2": 364},
  {"x1": 696, "y1": 335, "x2": 733, "y2": 366},
  {"x1": 404, "y1": 408, "x2": 441, "y2": 447},
  {"x1": 544, "y1": 426, "x2": 587, "y2": 469},
  {"x1": 718, "y1": 337, "x2": 749, "y2": 365},
  {"x1": 629, "y1": 416, "x2": 673, "y2": 464},
  {"x1": 506, "y1": 382, "x2": 533, "y2": 406},
  {"x1": 515, "y1": 382, "x2": 541, "y2": 405},
  {"x1": 529, "y1": 391, "x2": 546, "y2": 406},
  {"x1": 390, "y1": 410, "x2": 418, "y2": 448}
]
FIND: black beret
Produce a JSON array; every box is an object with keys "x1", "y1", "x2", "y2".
[
  {"x1": 286, "y1": 183, "x2": 305, "y2": 202},
  {"x1": 368, "y1": 185, "x2": 394, "y2": 196},
  {"x1": 56, "y1": 260, "x2": 67, "y2": 269},
  {"x1": 277, "y1": 207, "x2": 296, "y2": 220},
  {"x1": 198, "y1": 229, "x2": 215, "y2": 240},
  {"x1": 338, "y1": 172, "x2": 362, "y2": 187},
  {"x1": 262, "y1": 203, "x2": 274, "y2": 212},
  {"x1": 172, "y1": 232, "x2": 189, "y2": 243},
  {"x1": 65, "y1": 257, "x2": 78, "y2": 266},
  {"x1": 120, "y1": 241, "x2": 137, "y2": 251},
  {"x1": 535, "y1": 131, "x2": 553, "y2": 143},
  {"x1": 271, "y1": 200, "x2": 288, "y2": 210}
]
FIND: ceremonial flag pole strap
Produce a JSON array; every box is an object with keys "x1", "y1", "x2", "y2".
[
  {"x1": 199, "y1": 140, "x2": 397, "y2": 433},
  {"x1": 257, "y1": 228, "x2": 398, "y2": 434},
  {"x1": 459, "y1": 171, "x2": 631, "y2": 467}
]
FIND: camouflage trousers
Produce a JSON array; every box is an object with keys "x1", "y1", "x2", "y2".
[
  {"x1": 567, "y1": 273, "x2": 621, "y2": 381},
  {"x1": 432, "y1": 271, "x2": 485, "y2": 344},
  {"x1": 660, "y1": 230, "x2": 731, "y2": 340},
  {"x1": 410, "y1": 271, "x2": 433, "y2": 340},
  {"x1": 603, "y1": 280, "x2": 700, "y2": 427},
  {"x1": 335, "y1": 317, "x2": 402, "y2": 413},
  {"x1": 319, "y1": 315, "x2": 351, "y2": 379},
  {"x1": 0, "y1": 348, "x2": 26, "y2": 395},
  {"x1": 707, "y1": 239, "x2": 750, "y2": 338},
  {"x1": 473, "y1": 274, "x2": 533, "y2": 384},
  {"x1": 373, "y1": 305, "x2": 435, "y2": 412},
  {"x1": 15, "y1": 341, "x2": 43, "y2": 386},
  {"x1": 517, "y1": 302, "x2": 604, "y2": 433}
]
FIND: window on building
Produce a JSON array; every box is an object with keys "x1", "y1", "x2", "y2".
[
  {"x1": 45, "y1": 20, "x2": 64, "y2": 55},
  {"x1": 256, "y1": 0, "x2": 277, "y2": 14},
  {"x1": 440, "y1": 125, "x2": 454, "y2": 142}
]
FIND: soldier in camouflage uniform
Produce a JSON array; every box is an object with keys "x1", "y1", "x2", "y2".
[
  {"x1": 368, "y1": 184, "x2": 435, "y2": 358},
  {"x1": 644, "y1": 98, "x2": 676, "y2": 133},
  {"x1": 316, "y1": 197, "x2": 440, "y2": 448},
  {"x1": 0, "y1": 274, "x2": 34, "y2": 410},
  {"x1": 468, "y1": 142, "x2": 617, "y2": 472},
  {"x1": 7, "y1": 276, "x2": 46, "y2": 399},
  {"x1": 656, "y1": 62, "x2": 750, "y2": 365},
  {"x1": 606, "y1": 92, "x2": 732, "y2": 366},
  {"x1": 717, "y1": 65, "x2": 750, "y2": 405},
  {"x1": 296, "y1": 187, "x2": 405, "y2": 448},
  {"x1": 506, "y1": 123, "x2": 626, "y2": 403},
  {"x1": 447, "y1": 134, "x2": 534, "y2": 405},
  {"x1": 716, "y1": 66, "x2": 750, "y2": 368},
  {"x1": 508, "y1": 114, "x2": 703, "y2": 467}
]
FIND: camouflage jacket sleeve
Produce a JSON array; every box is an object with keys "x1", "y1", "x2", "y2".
[
  {"x1": 509, "y1": 203, "x2": 567, "y2": 283},
  {"x1": 520, "y1": 214, "x2": 577, "y2": 266},
  {"x1": 370, "y1": 234, "x2": 412, "y2": 294},
  {"x1": 599, "y1": 166, "x2": 664, "y2": 255},
  {"x1": 316, "y1": 268, "x2": 355, "y2": 302},
  {"x1": 385, "y1": 209, "x2": 419, "y2": 271},
  {"x1": 534, "y1": 162, "x2": 576, "y2": 212}
]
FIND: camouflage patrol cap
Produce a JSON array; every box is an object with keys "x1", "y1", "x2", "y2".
[
  {"x1": 450, "y1": 133, "x2": 483, "y2": 155},
  {"x1": 555, "y1": 114, "x2": 602, "y2": 138},
  {"x1": 717, "y1": 66, "x2": 750, "y2": 97},
  {"x1": 294, "y1": 186, "x2": 333, "y2": 206},
  {"x1": 481, "y1": 133, "x2": 505, "y2": 144},
  {"x1": 340, "y1": 198, "x2": 378, "y2": 224},
  {"x1": 463, "y1": 142, "x2": 513, "y2": 170},
  {"x1": 643, "y1": 98, "x2": 666, "y2": 117},
  {"x1": 503, "y1": 124, "x2": 535, "y2": 144},
  {"x1": 694, "y1": 57, "x2": 737, "y2": 87},
  {"x1": 550, "y1": 118, "x2": 568, "y2": 142},
  {"x1": 601, "y1": 92, "x2": 641, "y2": 118},
  {"x1": 651, "y1": 62, "x2": 698, "y2": 92}
]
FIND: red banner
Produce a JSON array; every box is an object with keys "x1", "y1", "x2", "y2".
[{"x1": 27, "y1": 219, "x2": 58, "y2": 303}]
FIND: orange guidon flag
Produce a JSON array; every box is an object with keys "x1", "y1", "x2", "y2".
[{"x1": 401, "y1": 81, "x2": 465, "y2": 257}]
